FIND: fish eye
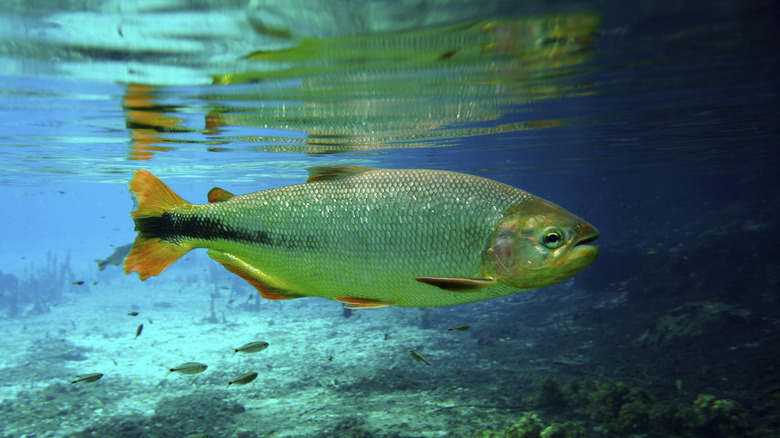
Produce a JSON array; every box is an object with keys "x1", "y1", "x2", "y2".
[{"x1": 541, "y1": 228, "x2": 564, "y2": 249}]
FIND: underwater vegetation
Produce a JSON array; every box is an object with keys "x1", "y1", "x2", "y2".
[
  {"x1": 0, "y1": 253, "x2": 80, "y2": 318},
  {"x1": 475, "y1": 377, "x2": 760, "y2": 438}
]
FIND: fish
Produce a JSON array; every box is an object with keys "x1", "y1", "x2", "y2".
[
  {"x1": 127, "y1": 311, "x2": 139, "y2": 316},
  {"x1": 124, "y1": 166, "x2": 599, "y2": 308},
  {"x1": 95, "y1": 243, "x2": 133, "y2": 271},
  {"x1": 407, "y1": 349, "x2": 431, "y2": 366},
  {"x1": 134, "y1": 323, "x2": 143, "y2": 339},
  {"x1": 232, "y1": 341, "x2": 269, "y2": 356},
  {"x1": 71, "y1": 373, "x2": 103, "y2": 384},
  {"x1": 72, "y1": 281, "x2": 85, "y2": 285},
  {"x1": 448, "y1": 324, "x2": 470, "y2": 332},
  {"x1": 183, "y1": 434, "x2": 209, "y2": 438},
  {"x1": 167, "y1": 362, "x2": 208, "y2": 375},
  {"x1": 227, "y1": 371, "x2": 258, "y2": 387}
]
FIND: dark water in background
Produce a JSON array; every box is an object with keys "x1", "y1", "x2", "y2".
[{"x1": 0, "y1": 0, "x2": 779, "y2": 436}]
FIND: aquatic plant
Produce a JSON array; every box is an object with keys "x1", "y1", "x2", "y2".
[
  {"x1": 531, "y1": 376, "x2": 567, "y2": 411},
  {"x1": 584, "y1": 380, "x2": 655, "y2": 434},
  {"x1": 474, "y1": 412, "x2": 587, "y2": 438},
  {"x1": 476, "y1": 377, "x2": 766, "y2": 437},
  {"x1": 0, "y1": 269, "x2": 21, "y2": 317},
  {"x1": 688, "y1": 394, "x2": 749, "y2": 437},
  {"x1": 0, "y1": 252, "x2": 76, "y2": 318}
]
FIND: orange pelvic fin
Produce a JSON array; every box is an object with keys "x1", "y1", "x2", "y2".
[
  {"x1": 334, "y1": 296, "x2": 393, "y2": 309},
  {"x1": 207, "y1": 250, "x2": 299, "y2": 301},
  {"x1": 124, "y1": 170, "x2": 193, "y2": 280},
  {"x1": 415, "y1": 276, "x2": 496, "y2": 291}
]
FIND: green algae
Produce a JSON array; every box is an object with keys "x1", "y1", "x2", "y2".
[{"x1": 474, "y1": 376, "x2": 766, "y2": 438}]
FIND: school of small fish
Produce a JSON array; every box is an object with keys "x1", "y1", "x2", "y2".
[{"x1": 73, "y1": 326, "x2": 270, "y2": 389}]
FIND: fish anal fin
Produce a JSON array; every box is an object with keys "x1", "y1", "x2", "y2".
[
  {"x1": 258, "y1": 290, "x2": 296, "y2": 300},
  {"x1": 334, "y1": 296, "x2": 393, "y2": 309},
  {"x1": 207, "y1": 187, "x2": 234, "y2": 203},
  {"x1": 124, "y1": 237, "x2": 190, "y2": 280},
  {"x1": 415, "y1": 277, "x2": 497, "y2": 291},
  {"x1": 305, "y1": 165, "x2": 377, "y2": 183},
  {"x1": 207, "y1": 250, "x2": 298, "y2": 300}
]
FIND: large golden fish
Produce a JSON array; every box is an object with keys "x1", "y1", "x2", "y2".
[{"x1": 124, "y1": 166, "x2": 598, "y2": 308}]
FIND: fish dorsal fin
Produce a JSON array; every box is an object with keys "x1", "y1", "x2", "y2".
[
  {"x1": 415, "y1": 277, "x2": 497, "y2": 291},
  {"x1": 305, "y1": 165, "x2": 377, "y2": 183},
  {"x1": 207, "y1": 187, "x2": 234, "y2": 203}
]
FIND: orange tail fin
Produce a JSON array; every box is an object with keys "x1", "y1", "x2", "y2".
[{"x1": 124, "y1": 169, "x2": 192, "y2": 280}]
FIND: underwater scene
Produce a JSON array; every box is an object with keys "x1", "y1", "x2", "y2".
[{"x1": 0, "y1": 0, "x2": 778, "y2": 437}]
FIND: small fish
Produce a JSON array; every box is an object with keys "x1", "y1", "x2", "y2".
[
  {"x1": 167, "y1": 362, "x2": 208, "y2": 375},
  {"x1": 95, "y1": 243, "x2": 133, "y2": 271},
  {"x1": 384, "y1": 333, "x2": 389, "y2": 341},
  {"x1": 72, "y1": 281, "x2": 85, "y2": 286},
  {"x1": 232, "y1": 341, "x2": 269, "y2": 356},
  {"x1": 183, "y1": 434, "x2": 209, "y2": 438},
  {"x1": 448, "y1": 324, "x2": 470, "y2": 332},
  {"x1": 71, "y1": 373, "x2": 103, "y2": 384},
  {"x1": 407, "y1": 349, "x2": 431, "y2": 366},
  {"x1": 228, "y1": 371, "x2": 258, "y2": 387},
  {"x1": 127, "y1": 311, "x2": 139, "y2": 316},
  {"x1": 134, "y1": 323, "x2": 143, "y2": 339}
]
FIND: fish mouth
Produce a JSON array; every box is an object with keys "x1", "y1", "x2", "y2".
[
  {"x1": 574, "y1": 223, "x2": 600, "y2": 248},
  {"x1": 569, "y1": 223, "x2": 600, "y2": 262}
]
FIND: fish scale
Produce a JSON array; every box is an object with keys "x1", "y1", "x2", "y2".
[
  {"x1": 125, "y1": 166, "x2": 599, "y2": 307},
  {"x1": 195, "y1": 170, "x2": 520, "y2": 306}
]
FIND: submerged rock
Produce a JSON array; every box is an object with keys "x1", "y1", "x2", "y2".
[{"x1": 634, "y1": 301, "x2": 751, "y2": 348}]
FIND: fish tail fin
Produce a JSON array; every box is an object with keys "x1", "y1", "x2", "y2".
[{"x1": 124, "y1": 169, "x2": 192, "y2": 280}]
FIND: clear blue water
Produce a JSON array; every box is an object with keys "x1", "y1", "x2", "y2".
[{"x1": 0, "y1": 1, "x2": 778, "y2": 437}]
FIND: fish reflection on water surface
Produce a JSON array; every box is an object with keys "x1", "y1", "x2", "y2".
[{"x1": 120, "y1": 14, "x2": 599, "y2": 159}]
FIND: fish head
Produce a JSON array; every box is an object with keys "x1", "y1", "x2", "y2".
[{"x1": 485, "y1": 198, "x2": 599, "y2": 289}]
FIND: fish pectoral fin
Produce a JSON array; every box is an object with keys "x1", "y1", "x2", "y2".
[
  {"x1": 305, "y1": 165, "x2": 377, "y2": 183},
  {"x1": 334, "y1": 296, "x2": 394, "y2": 309},
  {"x1": 207, "y1": 187, "x2": 235, "y2": 203},
  {"x1": 415, "y1": 276, "x2": 497, "y2": 291},
  {"x1": 207, "y1": 250, "x2": 299, "y2": 301}
]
